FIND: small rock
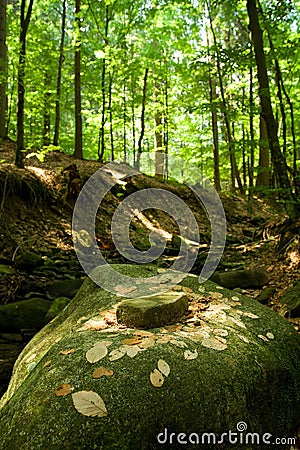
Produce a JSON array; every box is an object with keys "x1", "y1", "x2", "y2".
[
  {"x1": 117, "y1": 292, "x2": 189, "y2": 329},
  {"x1": 45, "y1": 297, "x2": 71, "y2": 321},
  {"x1": 210, "y1": 268, "x2": 268, "y2": 289},
  {"x1": 14, "y1": 252, "x2": 44, "y2": 271},
  {"x1": 279, "y1": 282, "x2": 300, "y2": 318},
  {"x1": 256, "y1": 287, "x2": 276, "y2": 305}
]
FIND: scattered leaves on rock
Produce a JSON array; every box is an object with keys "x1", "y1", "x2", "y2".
[
  {"x1": 86, "y1": 343, "x2": 108, "y2": 363},
  {"x1": 184, "y1": 349, "x2": 198, "y2": 360},
  {"x1": 158, "y1": 359, "x2": 170, "y2": 377},
  {"x1": 109, "y1": 347, "x2": 127, "y2": 361},
  {"x1": 202, "y1": 337, "x2": 227, "y2": 351}
]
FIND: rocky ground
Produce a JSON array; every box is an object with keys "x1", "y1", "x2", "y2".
[{"x1": 0, "y1": 138, "x2": 299, "y2": 401}]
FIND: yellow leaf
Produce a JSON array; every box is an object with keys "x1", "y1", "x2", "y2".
[
  {"x1": 72, "y1": 390, "x2": 108, "y2": 417},
  {"x1": 92, "y1": 367, "x2": 114, "y2": 378},
  {"x1": 60, "y1": 348, "x2": 76, "y2": 355},
  {"x1": 266, "y1": 332, "x2": 274, "y2": 340},
  {"x1": 122, "y1": 338, "x2": 143, "y2": 346},
  {"x1": 86, "y1": 343, "x2": 108, "y2": 363},
  {"x1": 150, "y1": 369, "x2": 164, "y2": 387},
  {"x1": 42, "y1": 360, "x2": 51, "y2": 368},
  {"x1": 109, "y1": 347, "x2": 126, "y2": 361},
  {"x1": 201, "y1": 337, "x2": 227, "y2": 351},
  {"x1": 123, "y1": 345, "x2": 141, "y2": 358},
  {"x1": 184, "y1": 349, "x2": 198, "y2": 360},
  {"x1": 138, "y1": 337, "x2": 156, "y2": 349},
  {"x1": 157, "y1": 359, "x2": 170, "y2": 377},
  {"x1": 54, "y1": 383, "x2": 73, "y2": 397}
]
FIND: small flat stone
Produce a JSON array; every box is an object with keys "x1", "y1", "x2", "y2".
[{"x1": 116, "y1": 292, "x2": 189, "y2": 329}]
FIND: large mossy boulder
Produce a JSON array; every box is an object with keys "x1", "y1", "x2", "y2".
[{"x1": 0, "y1": 264, "x2": 299, "y2": 450}]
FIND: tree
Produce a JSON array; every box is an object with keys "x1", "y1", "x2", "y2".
[
  {"x1": 53, "y1": 0, "x2": 66, "y2": 147},
  {"x1": 15, "y1": 0, "x2": 34, "y2": 168},
  {"x1": 247, "y1": 0, "x2": 298, "y2": 219},
  {"x1": 0, "y1": 0, "x2": 7, "y2": 139},
  {"x1": 74, "y1": 0, "x2": 83, "y2": 159}
]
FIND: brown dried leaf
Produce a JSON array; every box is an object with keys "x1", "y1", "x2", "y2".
[
  {"x1": 138, "y1": 337, "x2": 156, "y2": 349},
  {"x1": 134, "y1": 330, "x2": 155, "y2": 338},
  {"x1": 72, "y1": 390, "x2": 108, "y2": 417},
  {"x1": 42, "y1": 360, "x2": 51, "y2": 368},
  {"x1": 115, "y1": 285, "x2": 137, "y2": 296},
  {"x1": 122, "y1": 338, "x2": 143, "y2": 346},
  {"x1": 92, "y1": 367, "x2": 114, "y2": 379},
  {"x1": 54, "y1": 383, "x2": 73, "y2": 397},
  {"x1": 60, "y1": 348, "x2": 76, "y2": 355},
  {"x1": 150, "y1": 369, "x2": 164, "y2": 387}
]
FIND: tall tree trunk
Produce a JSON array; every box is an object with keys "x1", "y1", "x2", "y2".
[
  {"x1": 15, "y1": 0, "x2": 34, "y2": 168},
  {"x1": 207, "y1": 2, "x2": 243, "y2": 194},
  {"x1": 247, "y1": 0, "x2": 298, "y2": 219},
  {"x1": 108, "y1": 72, "x2": 114, "y2": 161},
  {"x1": 0, "y1": 0, "x2": 7, "y2": 139},
  {"x1": 163, "y1": 77, "x2": 169, "y2": 177},
  {"x1": 256, "y1": 115, "x2": 270, "y2": 188},
  {"x1": 53, "y1": 0, "x2": 66, "y2": 147},
  {"x1": 248, "y1": 58, "x2": 255, "y2": 210},
  {"x1": 43, "y1": 72, "x2": 51, "y2": 146},
  {"x1": 123, "y1": 83, "x2": 126, "y2": 162},
  {"x1": 98, "y1": 5, "x2": 109, "y2": 162},
  {"x1": 131, "y1": 85, "x2": 136, "y2": 166},
  {"x1": 136, "y1": 67, "x2": 148, "y2": 170},
  {"x1": 154, "y1": 108, "x2": 163, "y2": 178},
  {"x1": 74, "y1": 0, "x2": 83, "y2": 159},
  {"x1": 209, "y1": 76, "x2": 221, "y2": 192}
]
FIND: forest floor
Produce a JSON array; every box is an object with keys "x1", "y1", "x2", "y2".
[{"x1": 0, "y1": 138, "x2": 299, "y2": 332}]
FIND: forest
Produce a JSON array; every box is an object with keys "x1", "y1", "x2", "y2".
[{"x1": 0, "y1": 0, "x2": 300, "y2": 449}]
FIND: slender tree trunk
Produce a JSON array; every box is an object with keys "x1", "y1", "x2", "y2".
[
  {"x1": 207, "y1": 3, "x2": 243, "y2": 194},
  {"x1": 0, "y1": 0, "x2": 7, "y2": 139},
  {"x1": 123, "y1": 83, "x2": 126, "y2": 162},
  {"x1": 53, "y1": 0, "x2": 66, "y2": 147},
  {"x1": 247, "y1": 0, "x2": 298, "y2": 218},
  {"x1": 15, "y1": 0, "x2": 34, "y2": 168},
  {"x1": 209, "y1": 76, "x2": 221, "y2": 191},
  {"x1": 256, "y1": 115, "x2": 270, "y2": 188},
  {"x1": 131, "y1": 86, "x2": 136, "y2": 166},
  {"x1": 43, "y1": 72, "x2": 51, "y2": 146},
  {"x1": 248, "y1": 59, "x2": 255, "y2": 210},
  {"x1": 136, "y1": 67, "x2": 148, "y2": 169},
  {"x1": 98, "y1": 5, "x2": 109, "y2": 162},
  {"x1": 108, "y1": 72, "x2": 114, "y2": 161},
  {"x1": 74, "y1": 0, "x2": 83, "y2": 159},
  {"x1": 154, "y1": 108, "x2": 163, "y2": 178},
  {"x1": 164, "y1": 77, "x2": 169, "y2": 177}
]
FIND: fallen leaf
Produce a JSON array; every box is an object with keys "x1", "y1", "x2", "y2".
[
  {"x1": 150, "y1": 369, "x2": 164, "y2": 387},
  {"x1": 60, "y1": 348, "x2": 76, "y2": 355},
  {"x1": 242, "y1": 312, "x2": 259, "y2": 319},
  {"x1": 54, "y1": 383, "x2": 73, "y2": 397},
  {"x1": 122, "y1": 338, "x2": 143, "y2": 346},
  {"x1": 72, "y1": 390, "x2": 108, "y2": 417},
  {"x1": 115, "y1": 285, "x2": 137, "y2": 296},
  {"x1": 202, "y1": 337, "x2": 227, "y2": 351},
  {"x1": 170, "y1": 339, "x2": 187, "y2": 348},
  {"x1": 238, "y1": 334, "x2": 250, "y2": 344},
  {"x1": 184, "y1": 349, "x2": 198, "y2": 360},
  {"x1": 86, "y1": 343, "x2": 108, "y2": 363},
  {"x1": 258, "y1": 334, "x2": 269, "y2": 342},
  {"x1": 42, "y1": 360, "x2": 51, "y2": 368},
  {"x1": 213, "y1": 329, "x2": 228, "y2": 337},
  {"x1": 158, "y1": 359, "x2": 170, "y2": 377},
  {"x1": 228, "y1": 316, "x2": 247, "y2": 329},
  {"x1": 138, "y1": 337, "x2": 156, "y2": 349},
  {"x1": 123, "y1": 345, "x2": 141, "y2": 358},
  {"x1": 134, "y1": 330, "x2": 155, "y2": 338},
  {"x1": 109, "y1": 347, "x2": 126, "y2": 361},
  {"x1": 266, "y1": 332, "x2": 274, "y2": 340},
  {"x1": 77, "y1": 319, "x2": 107, "y2": 332},
  {"x1": 92, "y1": 367, "x2": 114, "y2": 378},
  {"x1": 165, "y1": 325, "x2": 182, "y2": 332},
  {"x1": 231, "y1": 296, "x2": 240, "y2": 302},
  {"x1": 209, "y1": 291, "x2": 223, "y2": 300}
]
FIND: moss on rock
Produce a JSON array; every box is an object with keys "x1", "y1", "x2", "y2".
[{"x1": 0, "y1": 265, "x2": 299, "y2": 450}]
